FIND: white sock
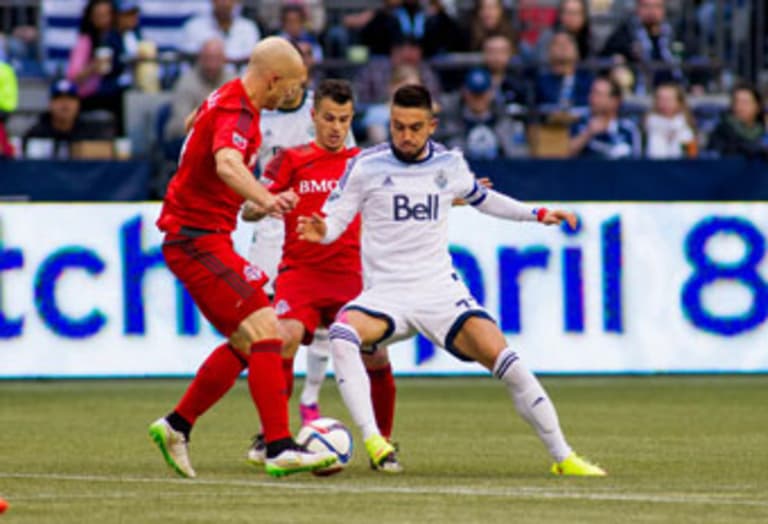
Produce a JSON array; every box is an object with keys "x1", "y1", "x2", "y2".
[
  {"x1": 493, "y1": 348, "x2": 572, "y2": 462},
  {"x1": 328, "y1": 322, "x2": 380, "y2": 440},
  {"x1": 300, "y1": 331, "x2": 330, "y2": 406}
]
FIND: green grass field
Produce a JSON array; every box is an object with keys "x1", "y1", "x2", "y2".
[{"x1": 1, "y1": 376, "x2": 767, "y2": 523}]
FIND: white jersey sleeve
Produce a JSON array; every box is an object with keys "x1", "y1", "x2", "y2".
[
  {"x1": 321, "y1": 159, "x2": 365, "y2": 244},
  {"x1": 450, "y1": 149, "x2": 537, "y2": 221}
]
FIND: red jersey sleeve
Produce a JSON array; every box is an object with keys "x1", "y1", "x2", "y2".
[
  {"x1": 261, "y1": 149, "x2": 293, "y2": 194},
  {"x1": 211, "y1": 106, "x2": 255, "y2": 155}
]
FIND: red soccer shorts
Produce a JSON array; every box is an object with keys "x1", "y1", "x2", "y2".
[
  {"x1": 273, "y1": 267, "x2": 362, "y2": 344},
  {"x1": 162, "y1": 232, "x2": 270, "y2": 336}
]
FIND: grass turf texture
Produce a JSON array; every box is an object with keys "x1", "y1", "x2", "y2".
[{"x1": 0, "y1": 376, "x2": 766, "y2": 523}]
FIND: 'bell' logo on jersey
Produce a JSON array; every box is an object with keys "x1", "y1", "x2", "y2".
[
  {"x1": 393, "y1": 194, "x2": 439, "y2": 221},
  {"x1": 298, "y1": 179, "x2": 338, "y2": 194}
]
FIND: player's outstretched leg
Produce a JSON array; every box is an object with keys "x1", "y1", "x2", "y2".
[
  {"x1": 456, "y1": 316, "x2": 605, "y2": 477},
  {"x1": 329, "y1": 321, "x2": 402, "y2": 473},
  {"x1": 492, "y1": 349, "x2": 606, "y2": 476},
  {"x1": 299, "y1": 330, "x2": 331, "y2": 425},
  {"x1": 148, "y1": 342, "x2": 248, "y2": 478}
]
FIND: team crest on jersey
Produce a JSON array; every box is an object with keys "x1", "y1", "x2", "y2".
[
  {"x1": 275, "y1": 299, "x2": 291, "y2": 315},
  {"x1": 244, "y1": 264, "x2": 264, "y2": 282},
  {"x1": 434, "y1": 170, "x2": 448, "y2": 189},
  {"x1": 233, "y1": 132, "x2": 247, "y2": 150}
]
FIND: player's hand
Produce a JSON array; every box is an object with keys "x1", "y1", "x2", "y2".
[
  {"x1": 541, "y1": 209, "x2": 578, "y2": 229},
  {"x1": 272, "y1": 190, "x2": 299, "y2": 217},
  {"x1": 263, "y1": 191, "x2": 298, "y2": 217},
  {"x1": 297, "y1": 213, "x2": 327, "y2": 242},
  {"x1": 452, "y1": 177, "x2": 494, "y2": 206}
]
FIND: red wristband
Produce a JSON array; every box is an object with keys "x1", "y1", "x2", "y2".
[{"x1": 535, "y1": 207, "x2": 548, "y2": 222}]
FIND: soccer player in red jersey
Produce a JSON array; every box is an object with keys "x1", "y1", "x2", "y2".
[
  {"x1": 148, "y1": 37, "x2": 337, "y2": 479},
  {"x1": 243, "y1": 79, "x2": 400, "y2": 470}
]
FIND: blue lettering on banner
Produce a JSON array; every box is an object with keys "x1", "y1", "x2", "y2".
[
  {"x1": 498, "y1": 246, "x2": 550, "y2": 333},
  {"x1": 177, "y1": 282, "x2": 199, "y2": 336},
  {"x1": 601, "y1": 216, "x2": 623, "y2": 332},
  {"x1": 563, "y1": 248, "x2": 584, "y2": 332},
  {"x1": 122, "y1": 216, "x2": 166, "y2": 335},
  {"x1": 561, "y1": 217, "x2": 584, "y2": 332},
  {"x1": 681, "y1": 217, "x2": 768, "y2": 336},
  {"x1": 0, "y1": 242, "x2": 24, "y2": 338},
  {"x1": 34, "y1": 247, "x2": 106, "y2": 338}
]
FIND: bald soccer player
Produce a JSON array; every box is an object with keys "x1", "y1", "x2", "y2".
[{"x1": 149, "y1": 37, "x2": 337, "y2": 479}]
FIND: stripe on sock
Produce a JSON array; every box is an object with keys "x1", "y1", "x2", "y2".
[
  {"x1": 493, "y1": 349, "x2": 519, "y2": 379},
  {"x1": 329, "y1": 323, "x2": 361, "y2": 346}
]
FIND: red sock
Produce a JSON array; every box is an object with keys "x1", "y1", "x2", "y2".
[
  {"x1": 248, "y1": 339, "x2": 291, "y2": 443},
  {"x1": 175, "y1": 343, "x2": 247, "y2": 425},
  {"x1": 367, "y1": 364, "x2": 396, "y2": 439},
  {"x1": 281, "y1": 357, "x2": 295, "y2": 399}
]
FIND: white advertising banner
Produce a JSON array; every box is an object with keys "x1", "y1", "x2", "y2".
[{"x1": 0, "y1": 202, "x2": 767, "y2": 377}]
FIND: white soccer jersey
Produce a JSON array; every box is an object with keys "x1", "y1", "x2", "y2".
[
  {"x1": 248, "y1": 89, "x2": 354, "y2": 291},
  {"x1": 322, "y1": 141, "x2": 490, "y2": 288}
]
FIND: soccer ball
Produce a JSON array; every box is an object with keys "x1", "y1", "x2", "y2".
[{"x1": 296, "y1": 417, "x2": 354, "y2": 476}]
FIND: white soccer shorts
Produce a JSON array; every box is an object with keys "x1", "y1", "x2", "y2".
[{"x1": 342, "y1": 273, "x2": 493, "y2": 362}]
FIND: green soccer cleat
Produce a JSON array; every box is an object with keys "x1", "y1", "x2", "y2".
[
  {"x1": 365, "y1": 435, "x2": 403, "y2": 474},
  {"x1": 264, "y1": 445, "x2": 338, "y2": 478},
  {"x1": 551, "y1": 453, "x2": 607, "y2": 477},
  {"x1": 148, "y1": 418, "x2": 196, "y2": 478}
]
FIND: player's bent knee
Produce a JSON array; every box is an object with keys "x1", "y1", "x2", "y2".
[
  {"x1": 453, "y1": 316, "x2": 507, "y2": 370},
  {"x1": 230, "y1": 308, "x2": 280, "y2": 350},
  {"x1": 277, "y1": 320, "x2": 304, "y2": 358},
  {"x1": 336, "y1": 310, "x2": 388, "y2": 346},
  {"x1": 362, "y1": 346, "x2": 390, "y2": 368}
]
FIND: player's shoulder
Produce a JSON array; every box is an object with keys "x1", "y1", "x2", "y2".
[
  {"x1": 428, "y1": 141, "x2": 468, "y2": 167},
  {"x1": 209, "y1": 79, "x2": 255, "y2": 113},
  {"x1": 347, "y1": 142, "x2": 393, "y2": 171}
]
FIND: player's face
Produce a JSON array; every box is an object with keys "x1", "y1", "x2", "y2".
[
  {"x1": 389, "y1": 105, "x2": 437, "y2": 160},
  {"x1": 264, "y1": 71, "x2": 308, "y2": 110},
  {"x1": 312, "y1": 97, "x2": 354, "y2": 152}
]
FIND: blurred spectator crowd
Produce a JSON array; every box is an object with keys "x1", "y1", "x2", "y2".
[{"x1": 1, "y1": 0, "x2": 767, "y2": 170}]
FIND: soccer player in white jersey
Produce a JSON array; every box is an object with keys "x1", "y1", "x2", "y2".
[{"x1": 298, "y1": 84, "x2": 607, "y2": 476}]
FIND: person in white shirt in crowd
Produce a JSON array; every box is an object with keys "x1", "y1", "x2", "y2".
[
  {"x1": 180, "y1": 0, "x2": 260, "y2": 62},
  {"x1": 644, "y1": 82, "x2": 697, "y2": 158}
]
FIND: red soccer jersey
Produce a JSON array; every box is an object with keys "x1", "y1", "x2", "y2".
[
  {"x1": 157, "y1": 78, "x2": 261, "y2": 234},
  {"x1": 263, "y1": 142, "x2": 361, "y2": 274}
]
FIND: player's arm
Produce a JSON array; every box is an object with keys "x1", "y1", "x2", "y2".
[
  {"x1": 464, "y1": 180, "x2": 577, "y2": 227},
  {"x1": 298, "y1": 159, "x2": 364, "y2": 244},
  {"x1": 215, "y1": 148, "x2": 296, "y2": 215},
  {"x1": 452, "y1": 177, "x2": 492, "y2": 206},
  {"x1": 454, "y1": 154, "x2": 576, "y2": 227},
  {"x1": 184, "y1": 108, "x2": 198, "y2": 134},
  {"x1": 241, "y1": 150, "x2": 296, "y2": 221},
  {"x1": 241, "y1": 190, "x2": 298, "y2": 221}
]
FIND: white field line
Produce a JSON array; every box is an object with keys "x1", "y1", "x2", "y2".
[{"x1": 1, "y1": 472, "x2": 767, "y2": 508}]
